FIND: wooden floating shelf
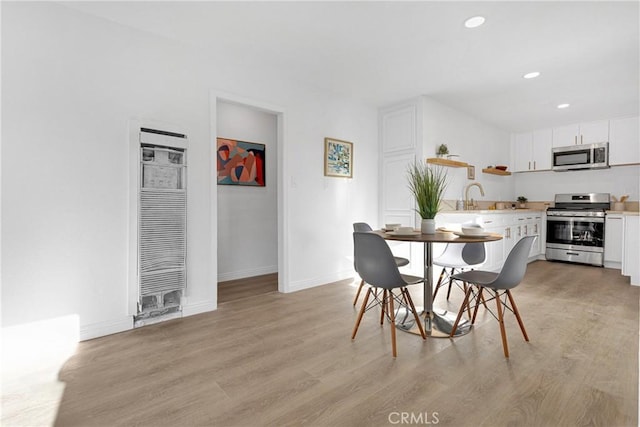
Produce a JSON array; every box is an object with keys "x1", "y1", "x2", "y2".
[
  {"x1": 426, "y1": 158, "x2": 469, "y2": 168},
  {"x1": 482, "y1": 168, "x2": 512, "y2": 176}
]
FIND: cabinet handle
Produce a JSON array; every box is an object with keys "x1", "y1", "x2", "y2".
[
  {"x1": 484, "y1": 220, "x2": 493, "y2": 224},
  {"x1": 533, "y1": 160, "x2": 536, "y2": 170},
  {"x1": 580, "y1": 135, "x2": 583, "y2": 144},
  {"x1": 528, "y1": 161, "x2": 531, "y2": 170},
  {"x1": 574, "y1": 135, "x2": 577, "y2": 145}
]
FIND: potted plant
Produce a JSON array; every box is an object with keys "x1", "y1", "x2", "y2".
[
  {"x1": 517, "y1": 196, "x2": 528, "y2": 208},
  {"x1": 407, "y1": 162, "x2": 448, "y2": 234},
  {"x1": 436, "y1": 144, "x2": 449, "y2": 158}
]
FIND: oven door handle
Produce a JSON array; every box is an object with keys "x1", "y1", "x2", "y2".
[
  {"x1": 565, "y1": 252, "x2": 581, "y2": 256},
  {"x1": 547, "y1": 216, "x2": 604, "y2": 223}
]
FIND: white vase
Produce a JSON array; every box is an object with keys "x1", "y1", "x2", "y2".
[{"x1": 421, "y1": 218, "x2": 436, "y2": 234}]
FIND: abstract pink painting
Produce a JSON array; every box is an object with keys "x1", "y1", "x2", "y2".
[{"x1": 216, "y1": 138, "x2": 266, "y2": 186}]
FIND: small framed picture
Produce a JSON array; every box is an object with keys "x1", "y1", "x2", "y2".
[
  {"x1": 324, "y1": 137, "x2": 353, "y2": 178},
  {"x1": 467, "y1": 165, "x2": 475, "y2": 180}
]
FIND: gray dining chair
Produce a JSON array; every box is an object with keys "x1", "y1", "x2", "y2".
[
  {"x1": 352, "y1": 222, "x2": 410, "y2": 306},
  {"x1": 449, "y1": 236, "x2": 536, "y2": 358},
  {"x1": 351, "y1": 231, "x2": 426, "y2": 357}
]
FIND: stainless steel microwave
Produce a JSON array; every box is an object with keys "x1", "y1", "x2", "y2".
[{"x1": 552, "y1": 142, "x2": 609, "y2": 171}]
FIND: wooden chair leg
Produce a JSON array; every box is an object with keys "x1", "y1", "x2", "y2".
[
  {"x1": 446, "y1": 267, "x2": 455, "y2": 300},
  {"x1": 388, "y1": 290, "x2": 397, "y2": 357},
  {"x1": 472, "y1": 287, "x2": 484, "y2": 324},
  {"x1": 380, "y1": 289, "x2": 388, "y2": 325},
  {"x1": 433, "y1": 268, "x2": 446, "y2": 299},
  {"x1": 463, "y1": 282, "x2": 472, "y2": 318},
  {"x1": 450, "y1": 286, "x2": 473, "y2": 337},
  {"x1": 353, "y1": 279, "x2": 365, "y2": 306},
  {"x1": 403, "y1": 288, "x2": 426, "y2": 340},
  {"x1": 506, "y1": 290, "x2": 529, "y2": 342},
  {"x1": 495, "y1": 290, "x2": 509, "y2": 358},
  {"x1": 479, "y1": 289, "x2": 488, "y2": 309},
  {"x1": 352, "y1": 288, "x2": 371, "y2": 339}
]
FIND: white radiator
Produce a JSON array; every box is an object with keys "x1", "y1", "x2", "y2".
[{"x1": 136, "y1": 129, "x2": 187, "y2": 323}]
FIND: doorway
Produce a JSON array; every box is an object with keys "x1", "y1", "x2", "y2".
[{"x1": 212, "y1": 93, "x2": 287, "y2": 303}]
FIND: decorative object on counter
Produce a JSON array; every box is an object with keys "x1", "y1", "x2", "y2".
[
  {"x1": 612, "y1": 195, "x2": 628, "y2": 211},
  {"x1": 456, "y1": 199, "x2": 464, "y2": 210},
  {"x1": 324, "y1": 137, "x2": 353, "y2": 178},
  {"x1": 436, "y1": 143, "x2": 449, "y2": 158},
  {"x1": 517, "y1": 196, "x2": 528, "y2": 208},
  {"x1": 467, "y1": 165, "x2": 475, "y2": 180},
  {"x1": 407, "y1": 162, "x2": 448, "y2": 234}
]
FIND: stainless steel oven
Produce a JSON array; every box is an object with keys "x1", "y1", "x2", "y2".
[{"x1": 545, "y1": 193, "x2": 610, "y2": 266}]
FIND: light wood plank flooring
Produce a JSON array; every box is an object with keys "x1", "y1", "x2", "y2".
[
  {"x1": 218, "y1": 273, "x2": 278, "y2": 304},
  {"x1": 17, "y1": 261, "x2": 640, "y2": 426}
]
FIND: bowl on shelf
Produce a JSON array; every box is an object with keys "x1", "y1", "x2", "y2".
[{"x1": 495, "y1": 165, "x2": 508, "y2": 171}]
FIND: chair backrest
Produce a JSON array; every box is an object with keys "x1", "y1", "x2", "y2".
[
  {"x1": 353, "y1": 231, "x2": 406, "y2": 290},
  {"x1": 492, "y1": 236, "x2": 536, "y2": 290},
  {"x1": 353, "y1": 222, "x2": 373, "y2": 232},
  {"x1": 461, "y1": 242, "x2": 486, "y2": 266},
  {"x1": 352, "y1": 223, "x2": 374, "y2": 273}
]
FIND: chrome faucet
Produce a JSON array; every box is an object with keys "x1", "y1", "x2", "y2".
[{"x1": 464, "y1": 182, "x2": 485, "y2": 210}]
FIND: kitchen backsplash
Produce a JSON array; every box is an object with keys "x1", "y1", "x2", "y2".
[{"x1": 441, "y1": 199, "x2": 639, "y2": 212}]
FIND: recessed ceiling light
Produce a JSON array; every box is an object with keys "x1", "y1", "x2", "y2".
[
  {"x1": 523, "y1": 72, "x2": 541, "y2": 79},
  {"x1": 464, "y1": 16, "x2": 486, "y2": 28},
  {"x1": 557, "y1": 103, "x2": 570, "y2": 109}
]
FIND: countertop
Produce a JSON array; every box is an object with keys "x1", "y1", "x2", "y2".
[
  {"x1": 439, "y1": 209, "x2": 544, "y2": 215},
  {"x1": 606, "y1": 210, "x2": 640, "y2": 216}
]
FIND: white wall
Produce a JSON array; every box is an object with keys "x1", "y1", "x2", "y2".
[
  {"x1": 514, "y1": 164, "x2": 640, "y2": 202},
  {"x1": 216, "y1": 101, "x2": 278, "y2": 281},
  {"x1": 1, "y1": 2, "x2": 379, "y2": 338},
  {"x1": 421, "y1": 97, "x2": 514, "y2": 203}
]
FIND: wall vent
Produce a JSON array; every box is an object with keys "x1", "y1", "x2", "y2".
[{"x1": 134, "y1": 129, "x2": 187, "y2": 327}]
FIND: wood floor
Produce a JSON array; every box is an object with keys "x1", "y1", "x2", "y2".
[
  {"x1": 218, "y1": 273, "x2": 278, "y2": 304},
  {"x1": 16, "y1": 262, "x2": 640, "y2": 426}
]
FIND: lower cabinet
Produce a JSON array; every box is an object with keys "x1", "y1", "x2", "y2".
[
  {"x1": 622, "y1": 215, "x2": 639, "y2": 286},
  {"x1": 604, "y1": 214, "x2": 624, "y2": 268},
  {"x1": 437, "y1": 211, "x2": 544, "y2": 272}
]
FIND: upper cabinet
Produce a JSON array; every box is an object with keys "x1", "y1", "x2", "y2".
[
  {"x1": 511, "y1": 129, "x2": 552, "y2": 172},
  {"x1": 513, "y1": 116, "x2": 638, "y2": 172},
  {"x1": 609, "y1": 116, "x2": 640, "y2": 166},
  {"x1": 552, "y1": 120, "x2": 609, "y2": 147}
]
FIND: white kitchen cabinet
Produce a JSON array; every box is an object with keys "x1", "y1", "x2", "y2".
[
  {"x1": 437, "y1": 211, "x2": 543, "y2": 273},
  {"x1": 523, "y1": 213, "x2": 543, "y2": 257},
  {"x1": 512, "y1": 133, "x2": 533, "y2": 172},
  {"x1": 609, "y1": 116, "x2": 640, "y2": 166},
  {"x1": 532, "y1": 129, "x2": 553, "y2": 171},
  {"x1": 604, "y1": 214, "x2": 623, "y2": 268},
  {"x1": 622, "y1": 215, "x2": 639, "y2": 286},
  {"x1": 512, "y1": 129, "x2": 552, "y2": 172},
  {"x1": 552, "y1": 120, "x2": 609, "y2": 147}
]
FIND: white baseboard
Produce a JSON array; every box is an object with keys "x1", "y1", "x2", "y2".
[
  {"x1": 286, "y1": 269, "x2": 355, "y2": 293},
  {"x1": 217, "y1": 265, "x2": 277, "y2": 282},
  {"x1": 182, "y1": 299, "x2": 217, "y2": 316},
  {"x1": 80, "y1": 316, "x2": 133, "y2": 341}
]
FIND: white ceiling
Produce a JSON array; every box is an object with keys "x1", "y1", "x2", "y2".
[{"x1": 61, "y1": 1, "x2": 639, "y2": 132}]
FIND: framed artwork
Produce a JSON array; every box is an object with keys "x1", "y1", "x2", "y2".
[
  {"x1": 467, "y1": 165, "x2": 475, "y2": 180},
  {"x1": 324, "y1": 137, "x2": 353, "y2": 178},
  {"x1": 216, "y1": 137, "x2": 266, "y2": 186}
]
